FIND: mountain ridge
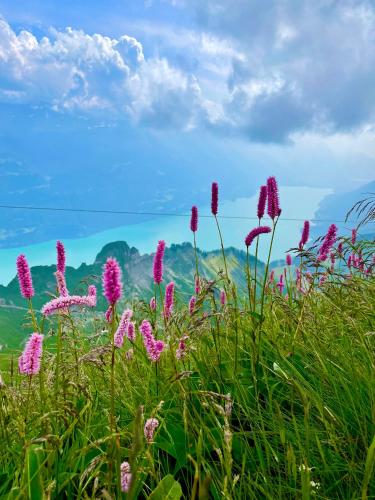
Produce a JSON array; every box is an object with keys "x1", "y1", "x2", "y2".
[{"x1": 0, "y1": 240, "x2": 266, "y2": 348}]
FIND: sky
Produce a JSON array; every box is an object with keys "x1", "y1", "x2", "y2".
[{"x1": 0, "y1": 0, "x2": 374, "y2": 269}]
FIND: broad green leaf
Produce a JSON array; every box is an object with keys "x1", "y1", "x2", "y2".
[
  {"x1": 23, "y1": 444, "x2": 44, "y2": 500},
  {"x1": 148, "y1": 474, "x2": 182, "y2": 500}
]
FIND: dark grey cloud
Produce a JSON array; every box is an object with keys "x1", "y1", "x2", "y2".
[{"x1": 184, "y1": 0, "x2": 375, "y2": 141}]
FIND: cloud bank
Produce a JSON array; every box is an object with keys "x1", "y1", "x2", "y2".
[{"x1": 1, "y1": 0, "x2": 375, "y2": 143}]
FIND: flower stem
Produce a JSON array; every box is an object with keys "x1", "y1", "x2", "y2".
[{"x1": 215, "y1": 215, "x2": 229, "y2": 282}]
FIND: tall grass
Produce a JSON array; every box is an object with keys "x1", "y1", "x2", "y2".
[{"x1": 0, "y1": 181, "x2": 374, "y2": 499}]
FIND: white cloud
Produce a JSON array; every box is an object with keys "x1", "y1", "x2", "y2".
[
  {"x1": 0, "y1": 18, "x2": 203, "y2": 128},
  {"x1": 1, "y1": 0, "x2": 375, "y2": 143}
]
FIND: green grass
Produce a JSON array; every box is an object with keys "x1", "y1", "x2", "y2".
[{"x1": 0, "y1": 238, "x2": 374, "y2": 499}]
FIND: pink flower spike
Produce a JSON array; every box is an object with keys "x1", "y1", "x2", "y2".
[
  {"x1": 220, "y1": 290, "x2": 226, "y2": 306},
  {"x1": 245, "y1": 226, "x2": 271, "y2": 247},
  {"x1": 139, "y1": 319, "x2": 153, "y2": 338},
  {"x1": 18, "y1": 332, "x2": 43, "y2": 376},
  {"x1": 150, "y1": 296, "x2": 156, "y2": 311},
  {"x1": 351, "y1": 229, "x2": 357, "y2": 245},
  {"x1": 286, "y1": 254, "x2": 292, "y2": 266},
  {"x1": 55, "y1": 270, "x2": 68, "y2": 297},
  {"x1": 257, "y1": 185, "x2": 267, "y2": 219},
  {"x1": 299, "y1": 220, "x2": 310, "y2": 249},
  {"x1": 120, "y1": 462, "x2": 132, "y2": 493},
  {"x1": 127, "y1": 321, "x2": 136, "y2": 342},
  {"x1": 16, "y1": 254, "x2": 34, "y2": 299},
  {"x1": 153, "y1": 240, "x2": 166, "y2": 285},
  {"x1": 114, "y1": 309, "x2": 133, "y2": 348},
  {"x1": 277, "y1": 274, "x2": 284, "y2": 293},
  {"x1": 211, "y1": 182, "x2": 219, "y2": 216},
  {"x1": 56, "y1": 240, "x2": 66, "y2": 274},
  {"x1": 154, "y1": 340, "x2": 165, "y2": 352},
  {"x1": 266, "y1": 176, "x2": 280, "y2": 220},
  {"x1": 164, "y1": 281, "x2": 175, "y2": 318},
  {"x1": 190, "y1": 206, "x2": 198, "y2": 232},
  {"x1": 105, "y1": 306, "x2": 113, "y2": 323},
  {"x1": 189, "y1": 296, "x2": 196, "y2": 315},
  {"x1": 176, "y1": 335, "x2": 188, "y2": 360},
  {"x1": 144, "y1": 418, "x2": 159, "y2": 443},
  {"x1": 318, "y1": 224, "x2": 337, "y2": 262},
  {"x1": 103, "y1": 257, "x2": 123, "y2": 305},
  {"x1": 139, "y1": 320, "x2": 165, "y2": 362},
  {"x1": 41, "y1": 287, "x2": 97, "y2": 316}
]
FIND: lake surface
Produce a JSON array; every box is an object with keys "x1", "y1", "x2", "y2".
[{"x1": 0, "y1": 186, "x2": 332, "y2": 285}]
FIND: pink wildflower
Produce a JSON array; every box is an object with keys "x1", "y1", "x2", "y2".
[
  {"x1": 55, "y1": 270, "x2": 68, "y2": 297},
  {"x1": 266, "y1": 177, "x2": 280, "y2": 220},
  {"x1": 127, "y1": 322, "x2": 136, "y2": 342},
  {"x1": 144, "y1": 418, "x2": 159, "y2": 443},
  {"x1": 153, "y1": 240, "x2": 166, "y2": 284},
  {"x1": 318, "y1": 224, "x2": 338, "y2": 262},
  {"x1": 211, "y1": 182, "x2": 219, "y2": 215},
  {"x1": 103, "y1": 257, "x2": 122, "y2": 305},
  {"x1": 164, "y1": 281, "x2": 175, "y2": 318},
  {"x1": 277, "y1": 274, "x2": 284, "y2": 293},
  {"x1": 139, "y1": 320, "x2": 165, "y2": 362},
  {"x1": 189, "y1": 295, "x2": 196, "y2": 315},
  {"x1": 190, "y1": 206, "x2": 198, "y2": 232},
  {"x1": 120, "y1": 462, "x2": 132, "y2": 493},
  {"x1": 105, "y1": 306, "x2": 113, "y2": 323},
  {"x1": 41, "y1": 285, "x2": 96, "y2": 316},
  {"x1": 351, "y1": 229, "x2": 357, "y2": 245},
  {"x1": 257, "y1": 185, "x2": 267, "y2": 219},
  {"x1": 286, "y1": 254, "x2": 292, "y2": 266},
  {"x1": 176, "y1": 336, "x2": 188, "y2": 360},
  {"x1": 299, "y1": 221, "x2": 310, "y2": 249},
  {"x1": 114, "y1": 309, "x2": 133, "y2": 348},
  {"x1": 245, "y1": 226, "x2": 271, "y2": 247},
  {"x1": 56, "y1": 241, "x2": 66, "y2": 274},
  {"x1": 220, "y1": 290, "x2": 226, "y2": 306},
  {"x1": 16, "y1": 254, "x2": 34, "y2": 299},
  {"x1": 150, "y1": 296, "x2": 156, "y2": 311},
  {"x1": 18, "y1": 332, "x2": 43, "y2": 376}
]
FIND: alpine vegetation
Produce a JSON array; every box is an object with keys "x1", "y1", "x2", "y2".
[{"x1": 0, "y1": 179, "x2": 374, "y2": 499}]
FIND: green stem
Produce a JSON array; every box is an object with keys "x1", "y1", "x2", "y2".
[
  {"x1": 253, "y1": 219, "x2": 261, "y2": 311},
  {"x1": 109, "y1": 304, "x2": 119, "y2": 495},
  {"x1": 215, "y1": 215, "x2": 229, "y2": 282},
  {"x1": 260, "y1": 218, "x2": 278, "y2": 321},
  {"x1": 210, "y1": 295, "x2": 222, "y2": 381},
  {"x1": 246, "y1": 248, "x2": 252, "y2": 312},
  {"x1": 255, "y1": 218, "x2": 279, "y2": 364},
  {"x1": 193, "y1": 232, "x2": 200, "y2": 287},
  {"x1": 54, "y1": 316, "x2": 62, "y2": 398},
  {"x1": 232, "y1": 283, "x2": 239, "y2": 376}
]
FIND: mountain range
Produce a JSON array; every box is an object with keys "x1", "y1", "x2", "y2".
[{"x1": 0, "y1": 240, "x2": 264, "y2": 349}]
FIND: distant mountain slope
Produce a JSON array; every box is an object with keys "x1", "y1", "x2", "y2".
[
  {"x1": 311, "y1": 180, "x2": 375, "y2": 240},
  {"x1": 0, "y1": 241, "x2": 265, "y2": 348},
  {"x1": 0, "y1": 241, "x2": 264, "y2": 307}
]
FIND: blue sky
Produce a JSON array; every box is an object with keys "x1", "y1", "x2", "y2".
[{"x1": 0, "y1": 0, "x2": 374, "y2": 259}]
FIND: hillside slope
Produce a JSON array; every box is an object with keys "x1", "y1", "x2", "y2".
[{"x1": 0, "y1": 240, "x2": 264, "y2": 348}]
